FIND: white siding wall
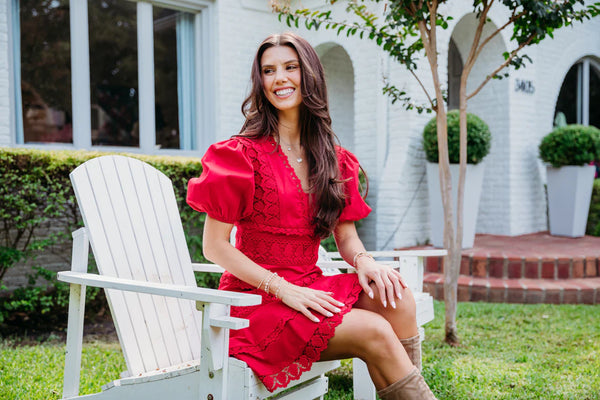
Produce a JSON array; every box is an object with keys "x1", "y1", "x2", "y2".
[
  {"x1": 0, "y1": 0, "x2": 10, "y2": 146},
  {"x1": 1, "y1": 0, "x2": 599, "y2": 254}
]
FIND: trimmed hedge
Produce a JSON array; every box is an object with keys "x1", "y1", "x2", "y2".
[
  {"x1": 539, "y1": 125, "x2": 600, "y2": 168},
  {"x1": 587, "y1": 179, "x2": 600, "y2": 237},
  {"x1": 0, "y1": 147, "x2": 210, "y2": 332},
  {"x1": 422, "y1": 110, "x2": 491, "y2": 164}
]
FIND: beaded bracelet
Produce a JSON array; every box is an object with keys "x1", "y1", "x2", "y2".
[
  {"x1": 264, "y1": 272, "x2": 278, "y2": 294},
  {"x1": 353, "y1": 251, "x2": 374, "y2": 268}
]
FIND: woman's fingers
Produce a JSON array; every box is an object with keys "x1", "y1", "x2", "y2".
[
  {"x1": 358, "y1": 273, "x2": 375, "y2": 299},
  {"x1": 284, "y1": 286, "x2": 345, "y2": 322},
  {"x1": 391, "y1": 272, "x2": 404, "y2": 300},
  {"x1": 373, "y1": 274, "x2": 388, "y2": 308},
  {"x1": 381, "y1": 273, "x2": 397, "y2": 309},
  {"x1": 298, "y1": 305, "x2": 320, "y2": 323}
]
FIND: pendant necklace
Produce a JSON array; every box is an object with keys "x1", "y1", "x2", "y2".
[{"x1": 281, "y1": 141, "x2": 303, "y2": 163}]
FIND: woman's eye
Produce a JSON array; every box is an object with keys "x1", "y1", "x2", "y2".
[
  {"x1": 262, "y1": 68, "x2": 274, "y2": 75},
  {"x1": 287, "y1": 64, "x2": 299, "y2": 70}
]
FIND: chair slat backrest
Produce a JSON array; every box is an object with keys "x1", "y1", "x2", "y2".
[{"x1": 70, "y1": 155, "x2": 203, "y2": 376}]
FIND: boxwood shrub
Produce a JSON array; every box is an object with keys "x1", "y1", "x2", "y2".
[
  {"x1": 422, "y1": 110, "x2": 491, "y2": 164},
  {"x1": 539, "y1": 125, "x2": 600, "y2": 168},
  {"x1": 0, "y1": 147, "x2": 212, "y2": 333}
]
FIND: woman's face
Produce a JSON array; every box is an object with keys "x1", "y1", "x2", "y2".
[{"x1": 260, "y1": 45, "x2": 303, "y2": 114}]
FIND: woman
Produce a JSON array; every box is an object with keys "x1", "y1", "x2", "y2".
[{"x1": 187, "y1": 32, "x2": 436, "y2": 400}]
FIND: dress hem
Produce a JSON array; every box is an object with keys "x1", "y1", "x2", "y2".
[{"x1": 232, "y1": 278, "x2": 364, "y2": 392}]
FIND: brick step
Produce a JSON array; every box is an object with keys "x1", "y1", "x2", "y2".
[
  {"x1": 425, "y1": 254, "x2": 599, "y2": 280},
  {"x1": 423, "y1": 273, "x2": 600, "y2": 304}
]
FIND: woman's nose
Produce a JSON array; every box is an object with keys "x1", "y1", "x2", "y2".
[{"x1": 275, "y1": 69, "x2": 288, "y2": 83}]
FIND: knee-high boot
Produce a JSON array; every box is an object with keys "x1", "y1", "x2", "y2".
[
  {"x1": 377, "y1": 367, "x2": 437, "y2": 400},
  {"x1": 400, "y1": 334, "x2": 422, "y2": 371}
]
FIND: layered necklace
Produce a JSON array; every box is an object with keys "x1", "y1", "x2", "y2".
[{"x1": 280, "y1": 140, "x2": 304, "y2": 164}]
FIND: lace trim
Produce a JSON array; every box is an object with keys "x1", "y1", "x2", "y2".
[
  {"x1": 239, "y1": 222, "x2": 314, "y2": 237},
  {"x1": 237, "y1": 230, "x2": 319, "y2": 266},
  {"x1": 242, "y1": 142, "x2": 281, "y2": 227}
]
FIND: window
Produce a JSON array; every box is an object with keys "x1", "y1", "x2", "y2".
[
  {"x1": 554, "y1": 58, "x2": 600, "y2": 129},
  {"x1": 11, "y1": 0, "x2": 213, "y2": 153},
  {"x1": 15, "y1": 0, "x2": 72, "y2": 144}
]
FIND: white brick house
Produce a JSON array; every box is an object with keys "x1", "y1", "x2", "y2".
[{"x1": 1, "y1": 0, "x2": 599, "y2": 253}]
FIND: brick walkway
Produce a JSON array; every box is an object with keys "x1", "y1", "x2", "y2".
[{"x1": 406, "y1": 232, "x2": 600, "y2": 304}]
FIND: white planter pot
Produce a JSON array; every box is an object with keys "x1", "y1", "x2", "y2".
[
  {"x1": 546, "y1": 165, "x2": 596, "y2": 237},
  {"x1": 426, "y1": 162, "x2": 485, "y2": 249}
]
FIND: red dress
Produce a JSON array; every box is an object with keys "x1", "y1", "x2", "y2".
[{"x1": 186, "y1": 135, "x2": 371, "y2": 392}]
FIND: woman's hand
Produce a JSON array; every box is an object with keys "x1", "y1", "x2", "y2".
[
  {"x1": 356, "y1": 257, "x2": 408, "y2": 309},
  {"x1": 277, "y1": 281, "x2": 345, "y2": 323}
]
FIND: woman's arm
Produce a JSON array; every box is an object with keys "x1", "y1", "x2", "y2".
[
  {"x1": 334, "y1": 221, "x2": 407, "y2": 309},
  {"x1": 203, "y1": 216, "x2": 344, "y2": 322}
]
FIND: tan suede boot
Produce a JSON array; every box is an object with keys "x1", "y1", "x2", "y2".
[
  {"x1": 377, "y1": 367, "x2": 437, "y2": 400},
  {"x1": 400, "y1": 334, "x2": 422, "y2": 371}
]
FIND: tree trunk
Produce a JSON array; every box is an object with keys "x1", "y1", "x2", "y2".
[{"x1": 415, "y1": 4, "x2": 460, "y2": 345}]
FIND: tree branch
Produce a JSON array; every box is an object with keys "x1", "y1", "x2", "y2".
[
  {"x1": 467, "y1": 34, "x2": 536, "y2": 100},
  {"x1": 473, "y1": 8, "x2": 527, "y2": 65},
  {"x1": 409, "y1": 69, "x2": 436, "y2": 109},
  {"x1": 428, "y1": 1, "x2": 438, "y2": 57},
  {"x1": 464, "y1": 0, "x2": 494, "y2": 73}
]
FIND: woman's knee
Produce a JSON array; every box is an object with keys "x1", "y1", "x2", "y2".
[
  {"x1": 395, "y1": 287, "x2": 416, "y2": 316},
  {"x1": 359, "y1": 314, "x2": 402, "y2": 359}
]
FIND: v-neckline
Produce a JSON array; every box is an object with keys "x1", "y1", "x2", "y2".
[{"x1": 272, "y1": 137, "x2": 310, "y2": 195}]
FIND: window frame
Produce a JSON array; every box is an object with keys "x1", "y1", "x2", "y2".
[{"x1": 9, "y1": 0, "x2": 215, "y2": 156}]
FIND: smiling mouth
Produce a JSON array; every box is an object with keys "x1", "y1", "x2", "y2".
[{"x1": 275, "y1": 88, "x2": 295, "y2": 97}]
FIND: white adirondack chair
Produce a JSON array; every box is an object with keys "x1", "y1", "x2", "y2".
[
  {"x1": 57, "y1": 155, "x2": 339, "y2": 400},
  {"x1": 316, "y1": 249, "x2": 446, "y2": 400}
]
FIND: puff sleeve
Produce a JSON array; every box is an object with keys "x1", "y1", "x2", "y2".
[
  {"x1": 338, "y1": 147, "x2": 372, "y2": 222},
  {"x1": 187, "y1": 139, "x2": 254, "y2": 224}
]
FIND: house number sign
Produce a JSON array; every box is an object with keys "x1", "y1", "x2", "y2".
[{"x1": 515, "y1": 79, "x2": 535, "y2": 94}]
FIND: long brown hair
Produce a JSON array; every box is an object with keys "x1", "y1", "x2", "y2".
[{"x1": 239, "y1": 32, "x2": 345, "y2": 238}]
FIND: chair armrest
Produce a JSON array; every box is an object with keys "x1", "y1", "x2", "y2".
[
  {"x1": 326, "y1": 249, "x2": 447, "y2": 259},
  {"x1": 192, "y1": 263, "x2": 226, "y2": 274},
  {"x1": 57, "y1": 271, "x2": 261, "y2": 306}
]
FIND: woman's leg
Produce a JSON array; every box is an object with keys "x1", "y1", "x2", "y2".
[
  {"x1": 355, "y1": 283, "x2": 423, "y2": 370},
  {"x1": 318, "y1": 307, "x2": 414, "y2": 390},
  {"x1": 319, "y1": 298, "x2": 437, "y2": 399},
  {"x1": 354, "y1": 283, "x2": 418, "y2": 339}
]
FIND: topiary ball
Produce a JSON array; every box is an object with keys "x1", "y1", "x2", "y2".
[
  {"x1": 539, "y1": 124, "x2": 600, "y2": 168},
  {"x1": 422, "y1": 110, "x2": 491, "y2": 164}
]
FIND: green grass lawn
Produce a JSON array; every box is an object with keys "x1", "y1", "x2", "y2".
[{"x1": 1, "y1": 301, "x2": 599, "y2": 400}]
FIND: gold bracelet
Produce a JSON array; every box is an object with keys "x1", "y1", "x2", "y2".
[
  {"x1": 257, "y1": 273, "x2": 270, "y2": 291},
  {"x1": 353, "y1": 252, "x2": 374, "y2": 268},
  {"x1": 274, "y1": 277, "x2": 286, "y2": 299}
]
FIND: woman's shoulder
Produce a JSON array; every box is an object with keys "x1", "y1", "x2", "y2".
[
  {"x1": 211, "y1": 133, "x2": 272, "y2": 151},
  {"x1": 335, "y1": 145, "x2": 359, "y2": 165}
]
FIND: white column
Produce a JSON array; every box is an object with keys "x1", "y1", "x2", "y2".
[
  {"x1": 137, "y1": 1, "x2": 156, "y2": 152},
  {"x1": 582, "y1": 59, "x2": 590, "y2": 126},
  {"x1": 70, "y1": 0, "x2": 92, "y2": 148}
]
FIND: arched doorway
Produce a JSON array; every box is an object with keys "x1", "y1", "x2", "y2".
[
  {"x1": 447, "y1": 38, "x2": 463, "y2": 111},
  {"x1": 316, "y1": 43, "x2": 355, "y2": 151},
  {"x1": 554, "y1": 57, "x2": 600, "y2": 129}
]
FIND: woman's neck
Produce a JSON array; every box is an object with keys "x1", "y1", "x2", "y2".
[{"x1": 277, "y1": 110, "x2": 301, "y2": 146}]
